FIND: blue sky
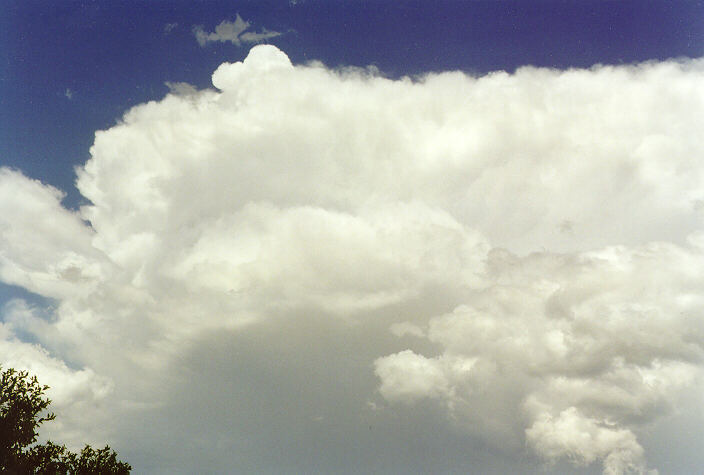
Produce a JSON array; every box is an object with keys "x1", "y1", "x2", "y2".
[{"x1": 2, "y1": 2, "x2": 704, "y2": 474}]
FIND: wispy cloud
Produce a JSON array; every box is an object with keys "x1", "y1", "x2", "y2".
[
  {"x1": 193, "y1": 14, "x2": 281, "y2": 47},
  {"x1": 163, "y1": 22, "x2": 178, "y2": 35},
  {"x1": 64, "y1": 88, "x2": 73, "y2": 100},
  {"x1": 164, "y1": 81, "x2": 198, "y2": 96}
]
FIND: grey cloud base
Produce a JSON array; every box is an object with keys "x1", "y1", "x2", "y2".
[{"x1": 1, "y1": 45, "x2": 703, "y2": 474}]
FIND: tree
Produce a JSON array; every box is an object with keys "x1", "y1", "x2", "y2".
[{"x1": 0, "y1": 366, "x2": 131, "y2": 474}]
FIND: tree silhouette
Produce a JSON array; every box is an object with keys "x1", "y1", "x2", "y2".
[{"x1": 0, "y1": 366, "x2": 131, "y2": 474}]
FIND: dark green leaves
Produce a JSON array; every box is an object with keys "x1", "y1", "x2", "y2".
[{"x1": 0, "y1": 366, "x2": 131, "y2": 474}]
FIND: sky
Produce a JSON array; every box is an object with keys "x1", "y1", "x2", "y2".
[{"x1": 1, "y1": 1, "x2": 704, "y2": 473}]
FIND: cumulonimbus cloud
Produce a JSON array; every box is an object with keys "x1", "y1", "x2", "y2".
[{"x1": 1, "y1": 45, "x2": 703, "y2": 473}]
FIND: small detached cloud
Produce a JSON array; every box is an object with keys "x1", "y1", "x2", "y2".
[
  {"x1": 64, "y1": 88, "x2": 73, "y2": 100},
  {"x1": 193, "y1": 14, "x2": 282, "y2": 47},
  {"x1": 163, "y1": 22, "x2": 178, "y2": 35}
]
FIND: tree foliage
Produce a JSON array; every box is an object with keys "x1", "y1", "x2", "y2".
[{"x1": 0, "y1": 366, "x2": 131, "y2": 474}]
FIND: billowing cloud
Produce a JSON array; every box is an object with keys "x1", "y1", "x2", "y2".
[
  {"x1": 193, "y1": 14, "x2": 282, "y2": 47},
  {"x1": 375, "y1": 241, "x2": 704, "y2": 473},
  {"x1": 1, "y1": 45, "x2": 703, "y2": 473}
]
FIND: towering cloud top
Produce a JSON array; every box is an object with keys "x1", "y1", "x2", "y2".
[{"x1": 212, "y1": 44, "x2": 294, "y2": 90}]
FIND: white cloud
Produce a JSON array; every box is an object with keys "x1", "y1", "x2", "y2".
[
  {"x1": 375, "y1": 350, "x2": 452, "y2": 403},
  {"x1": 525, "y1": 407, "x2": 650, "y2": 475},
  {"x1": 1, "y1": 46, "x2": 704, "y2": 473},
  {"x1": 0, "y1": 299, "x2": 113, "y2": 448},
  {"x1": 0, "y1": 169, "x2": 105, "y2": 300},
  {"x1": 0, "y1": 301, "x2": 111, "y2": 406},
  {"x1": 163, "y1": 22, "x2": 178, "y2": 35},
  {"x1": 193, "y1": 14, "x2": 282, "y2": 47}
]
